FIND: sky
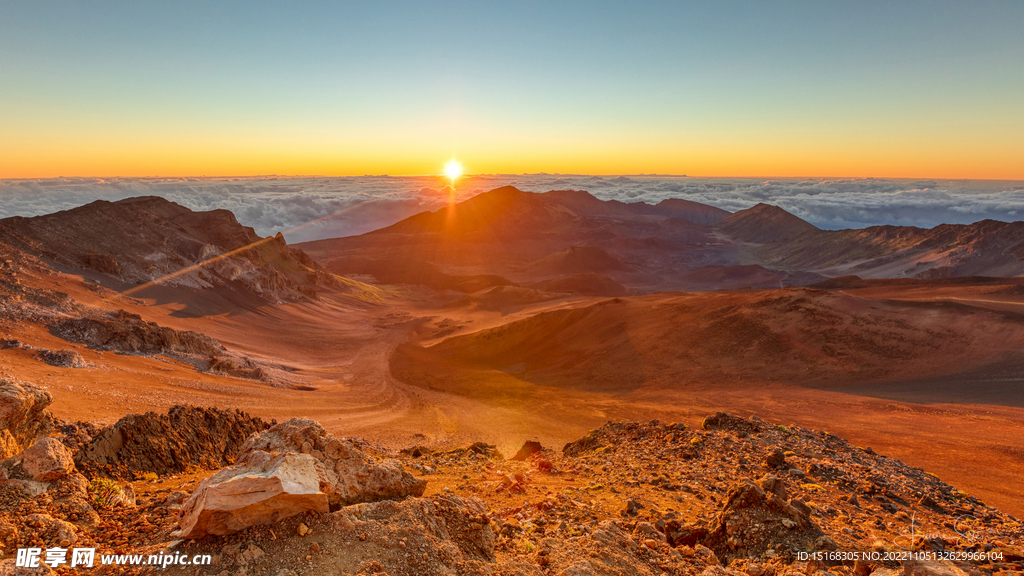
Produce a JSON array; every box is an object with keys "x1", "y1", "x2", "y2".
[{"x1": 1, "y1": 1, "x2": 1022, "y2": 179}]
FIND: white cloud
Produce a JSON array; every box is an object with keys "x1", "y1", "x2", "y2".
[{"x1": 2, "y1": 175, "x2": 1023, "y2": 242}]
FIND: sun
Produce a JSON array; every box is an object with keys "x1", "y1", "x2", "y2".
[{"x1": 444, "y1": 159, "x2": 463, "y2": 181}]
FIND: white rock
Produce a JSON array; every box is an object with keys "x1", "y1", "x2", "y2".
[
  {"x1": 178, "y1": 451, "x2": 329, "y2": 538},
  {"x1": 240, "y1": 418, "x2": 426, "y2": 508}
]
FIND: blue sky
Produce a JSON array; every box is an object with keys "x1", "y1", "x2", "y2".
[{"x1": 2, "y1": 1, "x2": 1022, "y2": 178}]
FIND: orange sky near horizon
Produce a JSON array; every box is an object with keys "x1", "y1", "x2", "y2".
[{"x1": 4, "y1": 134, "x2": 1022, "y2": 181}]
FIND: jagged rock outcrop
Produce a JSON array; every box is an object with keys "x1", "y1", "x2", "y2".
[
  {"x1": 178, "y1": 452, "x2": 329, "y2": 539},
  {"x1": 239, "y1": 418, "x2": 426, "y2": 509},
  {"x1": 0, "y1": 377, "x2": 53, "y2": 459},
  {"x1": 2, "y1": 406, "x2": 1021, "y2": 575},
  {"x1": 75, "y1": 405, "x2": 270, "y2": 480},
  {"x1": 49, "y1": 309, "x2": 273, "y2": 380},
  {"x1": 703, "y1": 480, "x2": 830, "y2": 561},
  {"x1": 50, "y1": 310, "x2": 222, "y2": 357},
  {"x1": 701, "y1": 412, "x2": 765, "y2": 434}
]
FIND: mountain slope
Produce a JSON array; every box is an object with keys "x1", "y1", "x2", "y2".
[
  {"x1": 715, "y1": 203, "x2": 819, "y2": 243},
  {"x1": 0, "y1": 196, "x2": 335, "y2": 302},
  {"x1": 758, "y1": 219, "x2": 1024, "y2": 278},
  {"x1": 393, "y1": 286, "x2": 1024, "y2": 392},
  {"x1": 645, "y1": 198, "x2": 732, "y2": 223},
  {"x1": 524, "y1": 246, "x2": 633, "y2": 276}
]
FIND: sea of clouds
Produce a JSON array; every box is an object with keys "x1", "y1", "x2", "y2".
[{"x1": 2, "y1": 175, "x2": 1024, "y2": 243}]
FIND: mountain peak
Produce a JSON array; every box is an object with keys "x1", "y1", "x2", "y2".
[{"x1": 716, "y1": 203, "x2": 818, "y2": 243}]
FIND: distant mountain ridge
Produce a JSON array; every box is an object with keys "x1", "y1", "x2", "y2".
[
  {"x1": 299, "y1": 185, "x2": 1024, "y2": 293},
  {"x1": 372, "y1": 186, "x2": 730, "y2": 239},
  {"x1": 8, "y1": 188, "x2": 1024, "y2": 300},
  {"x1": 757, "y1": 218, "x2": 1024, "y2": 278},
  {"x1": 0, "y1": 196, "x2": 336, "y2": 303}
]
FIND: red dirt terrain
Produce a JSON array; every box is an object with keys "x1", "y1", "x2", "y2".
[{"x1": 1, "y1": 193, "x2": 1024, "y2": 574}]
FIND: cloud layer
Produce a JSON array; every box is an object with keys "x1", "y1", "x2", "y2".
[{"x1": 3, "y1": 175, "x2": 1024, "y2": 243}]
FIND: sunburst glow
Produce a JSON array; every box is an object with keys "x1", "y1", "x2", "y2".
[{"x1": 444, "y1": 160, "x2": 463, "y2": 181}]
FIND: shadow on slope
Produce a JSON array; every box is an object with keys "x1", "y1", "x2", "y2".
[{"x1": 392, "y1": 287, "x2": 1024, "y2": 402}]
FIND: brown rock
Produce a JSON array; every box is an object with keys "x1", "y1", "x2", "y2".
[
  {"x1": 704, "y1": 481, "x2": 827, "y2": 562},
  {"x1": 178, "y1": 451, "x2": 329, "y2": 538},
  {"x1": 0, "y1": 377, "x2": 54, "y2": 459},
  {"x1": 702, "y1": 412, "x2": 764, "y2": 433},
  {"x1": 15, "y1": 437, "x2": 75, "y2": 481},
  {"x1": 22, "y1": 513, "x2": 78, "y2": 545},
  {"x1": 664, "y1": 520, "x2": 709, "y2": 547},
  {"x1": 0, "y1": 558, "x2": 55, "y2": 575},
  {"x1": 34, "y1": 349, "x2": 89, "y2": 369},
  {"x1": 510, "y1": 441, "x2": 543, "y2": 461},
  {"x1": 75, "y1": 405, "x2": 269, "y2": 480},
  {"x1": 760, "y1": 475, "x2": 788, "y2": 500},
  {"x1": 765, "y1": 448, "x2": 787, "y2": 469}
]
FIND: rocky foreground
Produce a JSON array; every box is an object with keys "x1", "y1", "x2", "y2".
[{"x1": 0, "y1": 378, "x2": 1021, "y2": 576}]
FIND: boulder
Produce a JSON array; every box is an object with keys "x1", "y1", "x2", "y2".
[
  {"x1": 16, "y1": 438, "x2": 75, "y2": 481},
  {"x1": 179, "y1": 451, "x2": 329, "y2": 538},
  {"x1": 467, "y1": 441, "x2": 501, "y2": 457},
  {"x1": 0, "y1": 377, "x2": 53, "y2": 458},
  {"x1": 511, "y1": 440, "x2": 543, "y2": 461},
  {"x1": 239, "y1": 418, "x2": 426, "y2": 509},
  {"x1": 663, "y1": 520, "x2": 709, "y2": 547}
]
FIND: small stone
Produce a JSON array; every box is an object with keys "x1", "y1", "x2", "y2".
[
  {"x1": 760, "y1": 475, "x2": 787, "y2": 500},
  {"x1": 765, "y1": 449, "x2": 787, "y2": 469},
  {"x1": 297, "y1": 522, "x2": 309, "y2": 537}
]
